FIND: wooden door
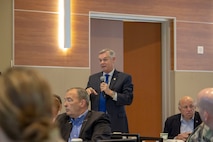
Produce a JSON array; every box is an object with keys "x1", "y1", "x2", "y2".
[{"x1": 124, "y1": 22, "x2": 162, "y2": 137}]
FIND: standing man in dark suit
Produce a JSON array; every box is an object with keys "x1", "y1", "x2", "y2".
[
  {"x1": 163, "y1": 96, "x2": 202, "y2": 141},
  {"x1": 56, "y1": 87, "x2": 111, "y2": 142},
  {"x1": 86, "y1": 48, "x2": 134, "y2": 133}
]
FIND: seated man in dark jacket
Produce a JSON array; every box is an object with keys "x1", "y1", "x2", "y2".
[
  {"x1": 163, "y1": 96, "x2": 202, "y2": 141},
  {"x1": 56, "y1": 87, "x2": 111, "y2": 142}
]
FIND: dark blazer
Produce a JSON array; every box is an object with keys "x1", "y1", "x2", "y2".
[
  {"x1": 86, "y1": 70, "x2": 133, "y2": 133},
  {"x1": 163, "y1": 111, "x2": 202, "y2": 139},
  {"x1": 56, "y1": 111, "x2": 111, "y2": 142}
]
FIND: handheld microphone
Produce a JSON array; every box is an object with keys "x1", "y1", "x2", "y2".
[
  {"x1": 100, "y1": 76, "x2": 105, "y2": 96},
  {"x1": 100, "y1": 76, "x2": 105, "y2": 82}
]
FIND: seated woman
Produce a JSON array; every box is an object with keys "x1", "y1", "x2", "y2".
[{"x1": 0, "y1": 67, "x2": 64, "y2": 142}]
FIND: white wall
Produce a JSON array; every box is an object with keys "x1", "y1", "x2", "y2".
[
  {"x1": 28, "y1": 67, "x2": 90, "y2": 112},
  {"x1": 174, "y1": 71, "x2": 213, "y2": 113}
]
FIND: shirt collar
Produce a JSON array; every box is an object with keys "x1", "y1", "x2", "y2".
[
  {"x1": 180, "y1": 114, "x2": 195, "y2": 122},
  {"x1": 103, "y1": 69, "x2": 114, "y2": 76},
  {"x1": 70, "y1": 110, "x2": 88, "y2": 123}
]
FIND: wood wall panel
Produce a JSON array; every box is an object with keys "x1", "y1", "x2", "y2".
[
  {"x1": 15, "y1": 0, "x2": 58, "y2": 12},
  {"x1": 73, "y1": 0, "x2": 213, "y2": 22},
  {"x1": 14, "y1": 0, "x2": 213, "y2": 70},
  {"x1": 176, "y1": 22, "x2": 213, "y2": 70},
  {"x1": 15, "y1": 11, "x2": 58, "y2": 66},
  {"x1": 15, "y1": 11, "x2": 89, "y2": 67}
]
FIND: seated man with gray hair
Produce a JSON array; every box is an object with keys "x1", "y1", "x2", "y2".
[
  {"x1": 56, "y1": 87, "x2": 111, "y2": 142},
  {"x1": 163, "y1": 96, "x2": 202, "y2": 141}
]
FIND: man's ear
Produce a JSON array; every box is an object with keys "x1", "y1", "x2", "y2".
[
  {"x1": 178, "y1": 106, "x2": 181, "y2": 112},
  {"x1": 80, "y1": 99, "x2": 86, "y2": 106},
  {"x1": 112, "y1": 57, "x2": 116, "y2": 62}
]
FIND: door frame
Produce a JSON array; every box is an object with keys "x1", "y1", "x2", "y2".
[{"x1": 89, "y1": 11, "x2": 176, "y2": 127}]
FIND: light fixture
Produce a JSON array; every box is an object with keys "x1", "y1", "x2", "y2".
[{"x1": 58, "y1": 0, "x2": 71, "y2": 49}]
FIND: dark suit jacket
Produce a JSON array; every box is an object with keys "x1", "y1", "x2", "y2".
[
  {"x1": 56, "y1": 111, "x2": 111, "y2": 142},
  {"x1": 163, "y1": 111, "x2": 202, "y2": 139},
  {"x1": 86, "y1": 70, "x2": 133, "y2": 133}
]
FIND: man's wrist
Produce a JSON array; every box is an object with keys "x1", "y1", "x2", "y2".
[{"x1": 111, "y1": 91, "x2": 115, "y2": 98}]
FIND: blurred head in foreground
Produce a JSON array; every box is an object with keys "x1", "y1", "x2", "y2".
[
  {"x1": 197, "y1": 88, "x2": 213, "y2": 130},
  {"x1": 0, "y1": 67, "x2": 63, "y2": 142}
]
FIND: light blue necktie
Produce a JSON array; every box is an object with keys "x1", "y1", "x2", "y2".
[{"x1": 98, "y1": 74, "x2": 109, "y2": 112}]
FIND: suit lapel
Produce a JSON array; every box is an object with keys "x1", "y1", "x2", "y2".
[
  {"x1": 79, "y1": 111, "x2": 91, "y2": 137},
  {"x1": 194, "y1": 112, "x2": 201, "y2": 128},
  {"x1": 97, "y1": 72, "x2": 104, "y2": 93},
  {"x1": 177, "y1": 114, "x2": 181, "y2": 133},
  {"x1": 109, "y1": 70, "x2": 118, "y2": 89},
  {"x1": 63, "y1": 117, "x2": 72, "y2": 141}
]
